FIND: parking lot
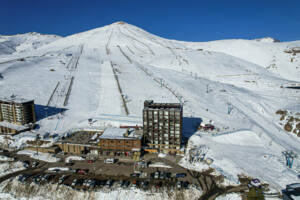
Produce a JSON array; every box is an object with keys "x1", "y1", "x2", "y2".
[{"x1": 1, "y1": 150, "x2": 200, "y2": 192}]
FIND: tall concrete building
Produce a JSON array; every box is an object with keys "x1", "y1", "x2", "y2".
[
  {"x1": 143, "y1": 100, "x2": 183, "y2": 154},
  {"x1": 0, "y1": 96, "x2": 36, "y2": 134}
]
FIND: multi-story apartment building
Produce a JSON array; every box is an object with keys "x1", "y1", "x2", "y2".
[
  {"x1": 143, "y1": 100, "x2": 183, "y2": 154},
  {"x1": 0, "y1": 97, "x2": 36, "y2": 134}
]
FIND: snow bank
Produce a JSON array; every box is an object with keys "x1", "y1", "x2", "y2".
[
  {"x1": 65, "y1": 156, "x2": 84, "y2": 163},
  {"x1": 216, "y1": 193, "x2": 242, "y2": 200},
  {"x1": 17, "y1": 150, "x2": 60, "y2": 163},
  {"x1": 0, "y1": 161, "x2": 24, "y2": 178},
  {"x1": 0, "y1": 178, "x2": 203, "y2": 200},
  {"x1": 181, "y1": 130, "x2": 299, "y2": 190},
  {"x1": 0, "y1": 155, "x2": 14, "y2": 162}
]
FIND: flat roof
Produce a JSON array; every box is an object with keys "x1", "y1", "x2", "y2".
[
  {"x1": 144, "y1": 100, "x2": 182, "y2": 110},
  {"x1": 60, "y1": 131, "x2": 101, "y2": 145},
  {"x1": 0, "y1": 96, "x2": 34, "y2": 104},
  {"x1": 99, "y1": 127, "x2": 142, "y2": 140}
]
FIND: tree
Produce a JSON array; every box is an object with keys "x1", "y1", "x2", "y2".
[{"x1": 247, "y1": 187, "x2": 265, "y2": 200}]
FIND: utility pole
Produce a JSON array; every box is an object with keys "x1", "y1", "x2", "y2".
[
  {"x1": 36, "y1": 134, "x2": 40, "y2": 155},
  {"x1": 206, "y1": 84, "x2": 209, "y2": 93}
]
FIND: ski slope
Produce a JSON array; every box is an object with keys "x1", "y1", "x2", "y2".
[{"x1": 0, "y1": 22, "x2": 299, "y2": 191}]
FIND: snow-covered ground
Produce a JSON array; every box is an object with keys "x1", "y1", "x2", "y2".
[
  {"x1": 17, "y1": 150, "x2": 60, "y2": 163},
  {"x1": 0, "y1": 178, "x2": 202, "y2": 200},
  {"x1": 0, "y1": 161, "x2": 24, "y2": 178},
  {"x1": 0, "y1": 21, "x2": 299, "y2": 196},
  {"x1": 216, "y1": 193, "x2": 242, "y2": 200}
]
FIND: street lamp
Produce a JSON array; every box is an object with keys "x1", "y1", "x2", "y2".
[{"x1": 36, "y1": 134, "x2": 40, "y2": 155}]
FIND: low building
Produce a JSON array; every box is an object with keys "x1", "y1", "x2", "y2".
[
  {"x1": 98, "y1": 128, "x2": 142, "y2": 156},
  {"x1": 25, "y1": 146, "x2": 60, "y2": 154},
  {"x1": 56, "y1": 131, "x2": 101, "y2": 155}
]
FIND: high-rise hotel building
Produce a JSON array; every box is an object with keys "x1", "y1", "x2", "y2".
[{"x1": 143, "y1": 100, "x2": 182, "y2": 154}]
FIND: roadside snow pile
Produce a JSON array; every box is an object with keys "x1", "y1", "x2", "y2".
[
  {"x1": 9, "y1": 132, "x2": 36, "y2": 149},
  {"x1": 158, "y1": 153, "x2": 167, "y2": 158},
  {"x1": 149, "y1": 162, "x2": 172, "y2": 168},
  {"x1": 0, "y1": 161, "x2": 24, "y2": 177},
  {"x1": 48, "y1": 167, "x2": 70, "y2": 171},
  {"x1": 0, "y1": 155, "x2": 14, "y2": 162},
  {"x1": 0, "y1": 178, "x2": 203, "y2": 200},
  {"x1": 181, "y1": 130, "x2": 299, "y2": 190},
  {"x1": 17, "y1": 150, "x2": 60, "y2": 163},
  {"x1": 216, "y1": 193, "x2": 242, "y2": 200},
  {"x1": 65, "y1": 156, "x2": 84, "y2": 163}
]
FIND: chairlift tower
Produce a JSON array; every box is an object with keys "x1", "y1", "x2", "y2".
[{"x1": 283, "y1": 150, "x2": 297, "y2": 168}]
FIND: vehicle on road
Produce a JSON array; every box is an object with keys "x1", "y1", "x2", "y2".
[
  {"x1": 66, "y1": 162, "x2": 74, "y2": 166},
  {"x1": 87, "y1": 160, "x2": 94, "y2": 164},
  {"x1": 104, "y1": 158, "x2": 115, "y2": 164}
]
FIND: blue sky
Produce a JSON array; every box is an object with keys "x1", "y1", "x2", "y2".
[{"x1": 1, "y1": 0, "x2": 299, "y2": 41}]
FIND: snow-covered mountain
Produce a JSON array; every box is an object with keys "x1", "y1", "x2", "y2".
[
  {"x1": 0, "y1": 32, "x2": 60, "y2": 56},
  {"x1": 0, "y1": 22, "x2": 300, "y2": 191}
]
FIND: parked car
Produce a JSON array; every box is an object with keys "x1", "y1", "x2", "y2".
[
  {"x1": 124, "y1": 180, "x2": 131, "y2": 188},
  {"x1": 130, "y1": 173, "x2": 140, "y2": 178},
  {"x1": 32, "y1": 161, "x2": 39, "y2": 168},
  {"x1": 142, "y1": 181, "x2": 149, "y2": 188},
  {"x1": 58, "y1": 175, "x2": 68, "y2": 184},
  {"x1": 104, "y1": 158, "x2": 115, "y2": 164},
  {"x1": 87, "y1": 160, "x2": 94, "y2": 164},
  {"x1": 182, "y1": 181, "x2": 189, "y2": 189},
  {"x1": 83, "y1": 179, "x2": 89, "y2": 187},
  {"x1": 154, "y1": 171, "x2": 160, "y2": 179},
  {"x1": 121, "y1": 180, "x2": 127, "y2": 187},
  {"x1": 23, "y1": 161, "x2": 30, "y2": 168},
  {"x1": 165, "y1": 172, "x2": 171, "y2": 179},
  {"x1": 18, "y1": 174, "x2": 30, "y2": 182},
  {"x1": 71, "y1": 179, "x2": 78, "y2": 187},
  {"x1": 155, "y1": 181, "x2": 162, "y2": 189},
  {"x1": 116, "y1": 180, "x2": 122, "y2": 187},
  {"x1": 99, "y1": 180, "x2": 106, "y2": 186},
  {"x1": 176, "y1": 173, "x2": 186, "y2": 178},
  {"x1": 177, "y1": 181, "x2": 182, "y2": 189},
  {"x1": 132, "y1": 180, "x2": 137, "y2": 188},
  {"x1": 159, "y1": 172, "x2": 165, "y2": 179},
  {"x1": 77, "y1": 169, "x2": 88, "y2": 175},
  {"x1": 88, "y1": 179, "x2": 96, "y2": 188},
  {"x1": 66, "y1": 162, "x2": 74, "y2": 166},
  {"x1": 106, "y1": 179, "x2": 114, "y2": 187},
  {"x1": 18, "y1": 174, "x2": 24, "y2": 182},
  {"x1": 42, "y1": 174, "x2": 52, "y2": 182},
  {"x1": 34, "y1": 175, "x2": 42, "y2": 184}
]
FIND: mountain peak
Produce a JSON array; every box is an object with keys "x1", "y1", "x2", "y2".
[{"x1": 254, "y1": 37, "x2": 280, "y2": 43}]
